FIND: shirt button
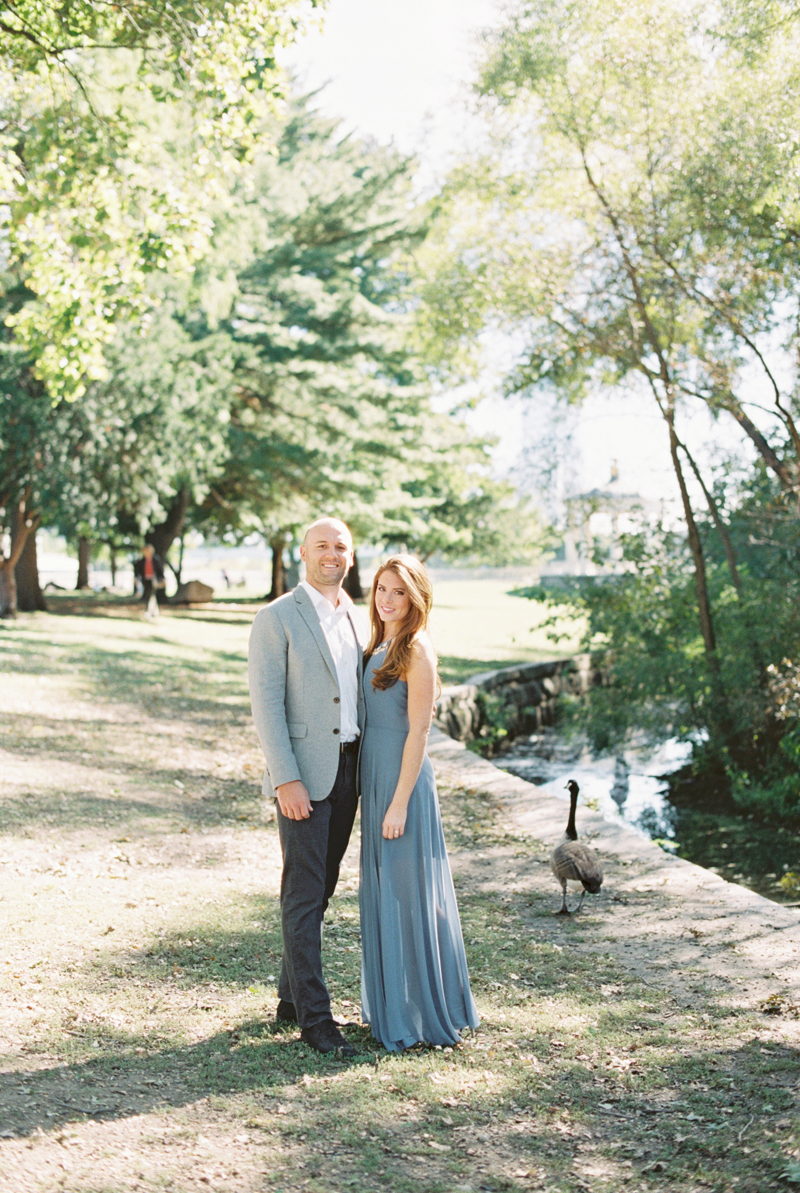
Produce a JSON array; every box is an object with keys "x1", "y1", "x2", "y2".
[
  {"x1": 333, "y1": 728, "x2": 340, "y2": 735},
  {"x1": 333, "y1": 697, "x2": 340, "y2": 704}
]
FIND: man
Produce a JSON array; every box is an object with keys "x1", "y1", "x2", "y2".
[{"x1": 248, "y1": 517, "x2": 364, "y2": 1056}]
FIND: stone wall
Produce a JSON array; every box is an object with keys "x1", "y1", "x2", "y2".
[{"x1": 434, "y1": 654, "x2": 600, "y2": 744}]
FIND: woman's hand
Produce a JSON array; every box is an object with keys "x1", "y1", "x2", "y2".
[{"x1": 382, "y1": 800, "x2": 407, "y2": 840}]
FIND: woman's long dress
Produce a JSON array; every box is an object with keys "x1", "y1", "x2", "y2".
[{"x1": 359, "y1": 645, "x2": 480, "y2": 1051}]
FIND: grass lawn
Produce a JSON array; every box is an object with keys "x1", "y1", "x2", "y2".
[
  {"x1": 0, "y1": 601, "x2": 797, "y2": 1193},
  {"x1": 426, "y1": 579, "x2": 582, "y2": 684}
]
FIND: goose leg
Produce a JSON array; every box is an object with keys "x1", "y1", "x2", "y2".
[
  {"x1": 575, "y1": 889, "x2": 586, "y2": 914},
  {"x1": 555, "y1": 882, "x2": 571, "y2": 916}
]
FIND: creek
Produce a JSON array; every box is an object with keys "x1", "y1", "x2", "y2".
[{"x1": 495, "y1": 729, "x2": 800, "y2": 907}]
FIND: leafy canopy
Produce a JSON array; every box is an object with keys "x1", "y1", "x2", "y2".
[{"x1": 0, "y1": 0, "x2": 318, "y2": 398}]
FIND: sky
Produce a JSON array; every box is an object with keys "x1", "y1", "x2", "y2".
[
  {"x1": 281, "y1": 0, "x2": 498, "y2": 158},
  {"x1": 278, "y1": 0, "x2": 741, "y2": 507}
]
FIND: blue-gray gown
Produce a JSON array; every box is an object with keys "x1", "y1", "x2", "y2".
[{"x1": 359, "y1": 644, "x2": 480, "y2": 1051}]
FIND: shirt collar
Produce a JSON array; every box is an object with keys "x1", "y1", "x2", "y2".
[{"x1": 299, "y1": 578, "x2": 354, "y2": 616}]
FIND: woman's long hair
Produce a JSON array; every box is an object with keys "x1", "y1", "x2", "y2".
[{"x1": 366, "y1": 554, "x2": 436, "y2": 690}]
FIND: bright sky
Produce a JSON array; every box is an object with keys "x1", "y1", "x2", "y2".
[
  {"x1": 279, "y1": 0, "x2": 744, "y2": 507},
  {"x1": 281, "y1": 0, "x2": 499, "y2": 158}
]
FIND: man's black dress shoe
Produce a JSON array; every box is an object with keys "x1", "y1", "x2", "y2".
[
  {"x1": 300, "y1": 1019, "x2": 355, "y2": 1056},
  {"x1": 276, "y1": 999, "x2": 297, "y2": 1023}
]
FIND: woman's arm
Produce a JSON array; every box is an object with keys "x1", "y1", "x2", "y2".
[{"x1": 382, "y1": 634, "x2": 437, "y2": 839}]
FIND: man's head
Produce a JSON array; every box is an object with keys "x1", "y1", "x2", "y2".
[
  {"x1": 300, "y1": 518, "x2": 354, "y2": 595},
  {"x1": 143, "y1": 544, "x2": 154, "y2": 559}
]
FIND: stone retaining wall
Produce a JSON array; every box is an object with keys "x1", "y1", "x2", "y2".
[{"x1": 434, "y1": 653, "x2": 601, "y2": 743}]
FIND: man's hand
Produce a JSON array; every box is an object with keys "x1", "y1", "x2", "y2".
[{"x1": 276, "y1": 780, "x2": 313, "y2": 820}]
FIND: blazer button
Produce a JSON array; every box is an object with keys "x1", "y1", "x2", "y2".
[
  {"x1": 333, "y1": 697, "x2": 340, "y2": 704},
  {"x1": 333, "y1": 728, "x2": 340, "y2": 735}
]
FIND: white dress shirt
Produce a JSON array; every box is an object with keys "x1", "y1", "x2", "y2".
[{"x1": 300, "y1": 580, "x2": 360, "y2": 742}]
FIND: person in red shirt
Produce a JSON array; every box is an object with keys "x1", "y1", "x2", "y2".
[{"x1": 134, "y1": 544, "x2": 165, "y2": 615}]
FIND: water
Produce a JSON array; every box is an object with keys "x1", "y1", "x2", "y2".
[{"x1": 496, "y1": 730, "x2": 800, "y2": 907}]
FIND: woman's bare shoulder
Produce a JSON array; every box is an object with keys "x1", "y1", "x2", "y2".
[{"x1": 409, "y1": 631, "x2": 437, "y2": 667}]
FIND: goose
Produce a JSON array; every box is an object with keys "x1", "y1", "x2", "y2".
[{"x1": 550, "y1": 779, "x2": 604, "y2": 915}]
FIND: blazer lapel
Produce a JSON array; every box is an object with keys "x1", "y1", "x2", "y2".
[{"x1": 294, "y1": 587, "x2": 338, "y2": 685}]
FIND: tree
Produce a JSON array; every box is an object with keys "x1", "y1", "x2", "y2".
[
  {"x1": 190, "y1": 96, "x2": 549, "y2": 590},
  {"x1": 0, "y1": 318, "x2": 50, "y2": 616},
  {"x1": 420, "y1": 0, "x2": 800, "y2": 755},
  {"x1": 191, "y1": 99, "x2": 457, "y2": 574},
  {"x1": 0, "y1": 0, "x2": 316, "y2": 399},
  {"x1": 0, "y1": 1, "x2": 315, "y2": 612},
  {"x1": 40, "y1": 306, "x2": 237, "y2": 573}
]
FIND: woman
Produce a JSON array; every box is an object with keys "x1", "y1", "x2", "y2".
[{"x1": 359, "y1": 554, "x2": 479, "y2": 1051}]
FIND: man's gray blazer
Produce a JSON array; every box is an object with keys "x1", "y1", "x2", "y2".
[{"x1": 248, "y1": 586, "x2": 366, "y2": 802}]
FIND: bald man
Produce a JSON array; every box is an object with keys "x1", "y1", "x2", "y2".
[{"x1": 248, "y1": 518, "x2": 365, "y2": 1056}]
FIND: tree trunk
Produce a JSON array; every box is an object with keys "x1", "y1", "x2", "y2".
[
  {"x1": 1, "y1": 492, "x2": 39, "y2": 618},
  {"x1": 679, "y1": 440, "x2": 764, "y2": 679},
  {"x1": 0, "y1": 560, "x2": 17, "y2": 619},
  {"x1": 149, "y1": 486, "x2": 190, "y2": 566},
  {"x1": 665, "y1": 411, "x2": 730, "y2": 736},
  {"x1": 109, "y1": 545, "x2": 117, "y2": 587},
  {"x1": 76, "y1": 536, "x2": 91, "y2": 589},
  {"x1": 678, "y1": 441, "x2": 743, "y2": 594},
  {"x1": 343, "y1": 550, "x2": 364, "y2": 600},
  {"x1": 722, "y1": 396, "x2": 799, "y2": 511},
  {"x1": 268, "y1": 537, "x2": 286, "y2": 602},
  {"x1": 16, "y1": 526, "x2": 47, "y2": 612},
  {"x1": 176, "y1": 531, "x2": 185, "y2": 586}
]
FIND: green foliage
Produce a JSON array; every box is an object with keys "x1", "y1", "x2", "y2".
[
  {"x1": 40, "y1": 309, "x2": 236, "y2": 548},
  {"x1": 394, "y1": 462, "x2": 549, "y2": 565},
  {"x1": 0, "y1": 0, "x2": 313, "y2": 398},
  {"x1": 197, "y1": 99, "x2": 431, "y2": 543},
  {"x1": 466, "y1": 691, "x2": 512, "y2": 757},
  {"x1": 729, "y1": 727, "x2": 800, "y2": 819},
  {"x1": 779, "y1": 870, "x2": 800, "y2": 898},
  {"x1": 517, "y1": 468, "x2": 800, "y2": 819},
  {"x1": 421, "y1": 0, "x2": 800, "y2": 500}
]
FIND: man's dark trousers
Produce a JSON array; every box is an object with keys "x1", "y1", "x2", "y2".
[{"x1": 276, "y1": 747, "x2": 358, "y2": 1029}]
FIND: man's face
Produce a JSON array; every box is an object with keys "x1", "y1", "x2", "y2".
[{"x1": 300, "y1": 522, "x2": 353, "y2": 591}]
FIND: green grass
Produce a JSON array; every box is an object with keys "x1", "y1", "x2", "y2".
[
  {"x1": 0, "y1": 602, "x2": 797, "y2": 1193},
  {"x1": 429, "y1": 580, "x2": 583, "y2": 675}
]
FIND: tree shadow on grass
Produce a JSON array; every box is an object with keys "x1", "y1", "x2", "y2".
[
  {"x1": 0, "y1": 894, "x2": 370, "y2": 1137},
  {"x1": 0, "y1": 773, "x2": 268, "y2": 834},
  {"x1": 0, "y1": 1011, "x2": 793, "y2": 1193},
  {"x1": 4, "y1": 633, "x2": 250, "y2": 721},
  {"x1": 1, "y1": 877, "x2": 796, "y2": 1190},
  {"x1": 36, "y1": 592, "x2": 263, "y2": 624},
  {"x1": 0, "y1": 1022, "x2": 376, "y2": 1138}
]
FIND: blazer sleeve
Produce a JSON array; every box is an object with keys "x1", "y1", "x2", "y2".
[{"x1": 248, "y1": 606, "x2": 303, "y2": 791}]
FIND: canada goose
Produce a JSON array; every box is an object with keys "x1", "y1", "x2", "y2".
[{"x1": 550, "y1": 779, "x2": 604, "y2": 915}]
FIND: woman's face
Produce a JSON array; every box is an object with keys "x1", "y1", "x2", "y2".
[{"x1": 375, "y1": 570, "x2": 411, "y2": 634}]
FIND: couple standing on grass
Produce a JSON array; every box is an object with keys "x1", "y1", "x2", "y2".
[{"x1": 248, "y1": 517, "x2": 479, "y2": 1056}]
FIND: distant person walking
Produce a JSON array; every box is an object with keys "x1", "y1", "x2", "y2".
[
  {"x1": 359, "y1": 554, "x2": 479, "y2": 1051},
  {"x1": 248, "y1": 517, "x2": 365, "y2": 1056},
  {"x1": 134, "y1": 544, "x2": 165, "y2": 617}
]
